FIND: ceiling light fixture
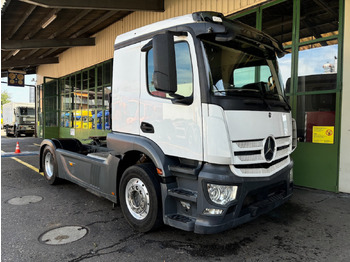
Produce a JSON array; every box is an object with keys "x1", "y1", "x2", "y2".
[{"x1": 42, "y1": 14, "x2": 57, "y2": 29}]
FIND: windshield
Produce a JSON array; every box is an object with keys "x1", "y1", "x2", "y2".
[
  {"x1": 202, "y1": 39, "x2": 289, "y2": 111},
  {"x1": 19, "y1": 107, "x2": 35, "y2": 115}
]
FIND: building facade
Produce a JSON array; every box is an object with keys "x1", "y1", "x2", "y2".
[{"x1": 35, "y1": 0, "x2": 349, "y2": 193}]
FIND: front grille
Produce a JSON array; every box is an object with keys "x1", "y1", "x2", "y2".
[
  {"x1": 231, "y1": 136, "x2": 292, "y2": 177},
  {"x1": 237, "y1": 157, "x2": 289, "y2": 175}
]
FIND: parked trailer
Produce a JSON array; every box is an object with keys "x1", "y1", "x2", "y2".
[{"x1": 40, "y1": 12, "x2": 296, "y2": 234}]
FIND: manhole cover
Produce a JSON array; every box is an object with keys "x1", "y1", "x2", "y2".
[
  {"x1": 7, "y1": 195, "x2": 43, "y2": 205},
  {"x1": 39, "y1": 226, "x2": 88, "y2": 245}
]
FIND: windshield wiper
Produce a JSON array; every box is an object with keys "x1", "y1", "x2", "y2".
[{"x1": 264, "y1": 93, "x2": 291, "y2": 111}]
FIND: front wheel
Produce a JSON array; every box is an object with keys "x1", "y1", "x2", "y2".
[
  {"x1": 42, "y1": 146, "x2": 60, "y2": 185},
  {"x1": 119, "y1": 164, "x2": 162, "y2": 232}
]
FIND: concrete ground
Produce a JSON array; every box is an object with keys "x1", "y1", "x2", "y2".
[{"x1": 1, "y1": 133, "x2": 350, "y2": 261}]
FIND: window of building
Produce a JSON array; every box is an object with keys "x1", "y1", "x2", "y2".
[
  {"x1": 229, "y1": 0, "x2": 343, "y2": 192},
  {"x1": 56, "y1": 59, "x2": 112, "y2": 132},
  {"x1": 231, "y1": 0, "x2": 341, "y2": 144}
]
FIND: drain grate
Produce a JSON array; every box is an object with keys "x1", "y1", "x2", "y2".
[
  {"x1": 7, "y1": 195, "x2": 43, "y2": 205},
  {"x1": 39, "y1": 226, "x2": 88, "y2": 245}
]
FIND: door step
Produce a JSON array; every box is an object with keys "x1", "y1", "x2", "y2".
[
  {"x1": 168, "y1": 188, "x2": 197, "y2": 202},
  {"x1": 165, "y1": 214, "x2": 195, "y2": 231}
]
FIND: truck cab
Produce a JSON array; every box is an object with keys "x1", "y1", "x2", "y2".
[
  {"x1": 40, "y1": 12, "x2": 296, "y2": 234},
  {"x1": 3, "y1": 102, "x2": 35, "y2": 137}
]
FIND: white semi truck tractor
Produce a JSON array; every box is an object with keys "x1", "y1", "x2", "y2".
[
  {"x1": 39, "y1": 12, "x2": 297, "y2": 234},
  {"x1": 3, "y1": 102, "x2": 35, "y2": 137}
]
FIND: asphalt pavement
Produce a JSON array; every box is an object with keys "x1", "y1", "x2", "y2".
[{"x1": 1, "y1": 133, "x2": 350, "y2": 262}]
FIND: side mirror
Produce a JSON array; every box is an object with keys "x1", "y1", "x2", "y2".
[{"x1": 152, "y1": 31, "x2": 177, "y2": 94}]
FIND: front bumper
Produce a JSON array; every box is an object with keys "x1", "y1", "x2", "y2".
[{"x1": 163, "y1": 161, "x2": 293, "y2": 234}]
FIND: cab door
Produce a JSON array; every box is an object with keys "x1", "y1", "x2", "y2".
[{"x1": 139, "y1": 34, "x2": 203, "y2": 161}]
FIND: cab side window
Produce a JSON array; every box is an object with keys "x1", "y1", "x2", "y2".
[{"x1": 147, "y1": 41, "x2": 193, "y2": 99}]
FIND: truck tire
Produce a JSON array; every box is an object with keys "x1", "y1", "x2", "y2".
[
  {"x1": 42, "y1": 146, "x2": 60, "y2": 185},
  {"x1": 119, "y1": 164, "x2": 162, "y2": 232}
]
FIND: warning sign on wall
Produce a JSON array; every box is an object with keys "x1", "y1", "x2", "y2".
[{"x1": 312, "y1": 126, "x2": 334, "y2": 144}]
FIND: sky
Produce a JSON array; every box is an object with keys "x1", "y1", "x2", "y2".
[{"x1": 278, "y1": 44, "x2": 338, "y2": 88}]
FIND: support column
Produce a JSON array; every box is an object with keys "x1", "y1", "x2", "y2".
[{"x1": 339, "y1": 0, "x2": 350, "y2": 193}]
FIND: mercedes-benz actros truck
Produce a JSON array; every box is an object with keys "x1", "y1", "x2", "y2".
[{"x1": 39, "y1": 12, "x2": 297, "y2": 234}]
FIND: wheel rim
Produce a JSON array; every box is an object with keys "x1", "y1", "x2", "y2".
[
  {"x1": 125, "y1": 178, "x2": 150, "y2": 220},
  {"x1": 44, "y1": 152, "x2": 54, "y2": 178}
]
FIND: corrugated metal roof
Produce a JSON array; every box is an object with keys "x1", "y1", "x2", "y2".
[{"x1": 1, "y1": 0, "x2": 164, "y2": 76}]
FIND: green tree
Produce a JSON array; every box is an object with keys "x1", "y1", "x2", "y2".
[{"x1": 1, "y1": 90, "x2": 11, "y2": 110}]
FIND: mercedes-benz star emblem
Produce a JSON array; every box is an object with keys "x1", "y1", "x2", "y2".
[{"x1": 264, "y1": 136, "x2": 275, "y2": 162}]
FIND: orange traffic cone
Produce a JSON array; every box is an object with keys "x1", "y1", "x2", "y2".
[{"x1": 15, "y1": 141, "x2": 21, "y2": 154}]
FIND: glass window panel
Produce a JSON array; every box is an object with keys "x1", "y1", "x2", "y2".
[
  {"x1": 61, "y1": 111, "x2": 70, "y2": 127},
  {"x1": 65, "y1": 77, "x2": 71, "y2": 93},
  {"x1": 103, "y1": 62, "x2": 112, "y2": 85},
  {"x1": 71, "y1": 75, "x2": 76, "y2": 90},
  {"x1": 175, "y1": 42, "x2": 193, "y2": 97},
  {"x1": 45, "y1": 111, "x2": 58, "y2": 127},
  {"x1": 89, "y1": 109, "x2": 95, "y2": 129},
  {"x1": 82, "y1": 70, "x2": 88, "y2": 90},
  {"x1": 60, "y1": 94, "x2": 68, "y2": 111},
  {"x1": 60, "y1": 79, "x2": 65, "y2": 95},
  {"x1": 89, "y1": 68, "x2": 95, "y2": 88},
  {"x1": 76, "y1": 73, "x2": 82, "y2": 91},
  {"x1": 296, "y1": 93, "x2": 336, "y2": 143},
  {"x1": 298, "y1": 41, "x2": 338, "y2": 92},
  {"x1": 74, "y1": 110, "x2": 82, "y2": 129},
  {"x1": 82, "y1": 110, "x2": 91, "y2": 129},
  {"x1": 262, "y1": 0, "x2": 293, "y2": 47},
  {"x1": 105, "y1": 110, "x2": 110, "y2": 130},
  {"x1": 96, "y1": 86, "x2": 103, "y2": 108},
  {"x1": 279, "y1": 53, "x2": 292, "y2": 94},
  {"x1": 147, "y1": 42, "x2": 193, "y2": 99},
  {"x1": 60, "y1": 94, "x2": 65, "y2": 110},
  {"x1": 81, "y1": 91, "x2": 88, "y2": 110},
  {"x1": 97, "y1": 65, "x2": 103, "y2": 86},
  {"x1": 88, "y1": 91, "x2": 95, "y2": 108},
  {"x1": 235, "y1": 12, "x2": 256, "y2": 28},
  {"x1": 74, "y1": 92, "x2": 82, "y2": 110},
  {"x1": 96, "y1": 110, "x2": 103, "y2": 130},
  {"x1": 45, "y1": 80, "x2": 58, "y2": 96},
  {"x1": 64, "y1": 93, "x2": 72, "y2": 110},
  {"x1": 104, "y1": 86, "x2": 111, "y2": 108},
  {"x1": 299, "y1": 0, "x2": 339, "y2": 42},
  {"x1": 45, "y1": 97, "x2": 58, "y2": 111}
]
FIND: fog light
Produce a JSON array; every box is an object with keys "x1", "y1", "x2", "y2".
[
  {"x1": 207, "y1": 184, "x2": 237, "y2": 206},
  {"x1": 203, "y1": 208, "x2": 224, "y2": 215},
  {"x1": 180, "y1": 201, "x2": 191, "y2": 211}
]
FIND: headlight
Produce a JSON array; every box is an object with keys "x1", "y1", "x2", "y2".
[{"x1": 207, "y1": 184, "x2": 238, "y2": 206}]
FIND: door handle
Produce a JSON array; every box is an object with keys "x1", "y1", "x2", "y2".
[{"x1": 140, "y1": 122, "x2": 154, "y2": 133}]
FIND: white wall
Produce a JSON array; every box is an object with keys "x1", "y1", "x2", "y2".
[{"x1": 339, "y1": 0, "x2": 350, "y2": 193}]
